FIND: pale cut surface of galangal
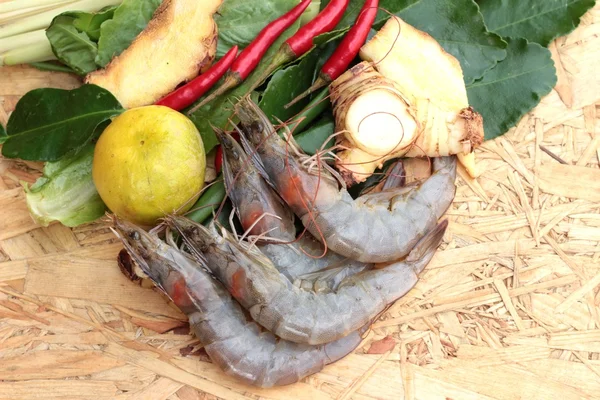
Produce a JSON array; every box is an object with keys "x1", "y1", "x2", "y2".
[{"x1": 86, "y1": 0, "x2": 222, "y2": 108}]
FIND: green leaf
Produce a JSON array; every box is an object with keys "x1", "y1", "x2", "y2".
[
  {"x1": 189, "y1": 19, "x2": 303, "y2": 153},
  {"x1": 2, "y1": 85, "x2": 124, "y2": 161},
  {"x1": 29, "y1": 62, "x2": 77, "y2": 74},
  {"x1": 215, "y1": 0, "x2": 303, "y2": 58},
  {"x1": 467, "y1": 38, "x2": 556, "y2": 140},
  {"x1": 0, "y1": 123, "x2": 6, "y2": 145},
  {"x1": 95, "y1": 0, "x2": 162, "y2": 67},
  {"x1": 72, "y1": 6, "x2": 117, "y2": 41},
  {"x1": 398, "y1": 0, "x2": 507, "y2": 84},
  {"x1": 295, "y1": 113, "x2": 335, "y2": 155},
  {"x1": 319, "y1": 0, "x2": 506, "y2": 84},
  {"x1": 479, "y1": 0, "x2": 595, "y2": 47},
  {"x1": 26, "y1": 143, "x2": 106, "y2": 227},
  {"x1": 300, "y1": 0, "x2": 322, "y2": 25},
  {"x1": 259, "y1": 52, "x2": 319, "y2": 123},
  {"x1": 46, "y1": 15, "x2": 99, "y2": 76}
]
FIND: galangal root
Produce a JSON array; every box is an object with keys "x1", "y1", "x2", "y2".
[
  {"x1": 330, "y1": 16, "x2": 484, "y2": 185},
  {"x1": 86, "y1": 0, "x2": 222, "y2": 108}
]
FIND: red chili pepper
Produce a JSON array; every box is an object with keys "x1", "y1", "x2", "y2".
[
  {"x1": 286, "y1": 0, "x2": 350, "y2": 56},
  {"x1": 249, "y1": 0, "x2": 350, "y2": 93},
  {"x1": 187, "y1": 0, "x2": 312, "y2": 114},
  {"x1": 155, "y1": 45, "x2": 238, "y2": 111},
  {"x1": 285, "y1": 0, "x2": 378, "y2": 108}
]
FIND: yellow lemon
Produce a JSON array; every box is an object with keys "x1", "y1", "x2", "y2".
[{"x1": 93, "y1": 105, "x2": 205, "y2": 226}]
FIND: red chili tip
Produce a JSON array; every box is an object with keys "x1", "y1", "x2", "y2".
[
  {"x1": 285, "y1": 0, "x2": 350, "y2": 57},
  {"x1": 155, "y1": 45, "x2": 238, "y2": 111}
]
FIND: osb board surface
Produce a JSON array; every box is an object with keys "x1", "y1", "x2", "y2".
[{"x1": 1, "y1": 6, "x2": 600, "y2": 400}]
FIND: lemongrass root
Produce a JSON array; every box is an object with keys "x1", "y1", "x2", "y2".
[
  {"x1": 1, "y1": 41, "x2": 56, "y2": 66},
  {"x1": 358, "y1": 16, "x2": 484, "y2": 178},
  {"x1": 0, "y1": 29, "x2": 46, "y2": 54},
  {"x1": 0, "y1": 0, "x2": 122, "y2": 39}
]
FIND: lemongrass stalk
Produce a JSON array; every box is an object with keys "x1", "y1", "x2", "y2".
[
  {"x1": 0, "y1": 41, "x2": 56, "y2": 66},
  {"x1": 0, "y1": 29, "x2": 46, "y2": 54},
  {"x1": 0, "y1": 1, "x2": 77, "y2": 25},
  {"x1": 0, "y1": 0, "x2": 75, "y2": 14},
  {"x1": 0, "y1": 0, "x2": 122, "y2": 39}
]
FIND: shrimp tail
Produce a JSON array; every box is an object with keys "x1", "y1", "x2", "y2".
[{"x1": 406, "y1": 219, "x2": 448, "y2": 273}]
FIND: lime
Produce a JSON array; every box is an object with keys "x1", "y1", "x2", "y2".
[{"x1": 93, "y1": 105, "x2": 205, "y2": 225}]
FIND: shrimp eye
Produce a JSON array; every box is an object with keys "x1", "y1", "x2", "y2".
[{"x1": 129, "y1": 231, "x2": 140, "y2": 240}]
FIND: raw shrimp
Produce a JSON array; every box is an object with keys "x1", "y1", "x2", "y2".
[
  {"x1": 111, "y1": 217, "x2": 364, "y2": 388},
  {"x1": 170, "y1": 215, "x2": 447, "y2": 345},
  {"x1": 215, "y1": 127, "x2": 369, "y2": 291},
  {"x1": 236, "y1": 97, "x2": 457, "y2": 263}
]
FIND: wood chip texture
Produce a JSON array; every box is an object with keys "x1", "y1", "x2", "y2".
[{"x1": 1, "y1": 4, "x2": 599, "y2": 399}]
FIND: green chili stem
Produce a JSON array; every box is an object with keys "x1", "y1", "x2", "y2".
[
  {"x1": 185, "y1": 178, "x2": 226, "y2": 224},
  {"x1": 286, "y1": 87, "x2": 330, "y2": 135}
]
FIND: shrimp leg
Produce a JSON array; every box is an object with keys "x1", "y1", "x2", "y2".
[
  {"x1": 170, "y1": 216, "x2": 447, "y2": 345},
  {"x1": 236, "y1": 97, "x2": 456, "y2": 263},
  {"x1": 111, "y1": 217, "x2": 364, "y2": 388}
]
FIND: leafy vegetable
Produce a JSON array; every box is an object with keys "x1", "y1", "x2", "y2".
[
  {"x1": 300, "y1": 0, "x2": 323, "y2": 25},
  {"x1": 479, "y1": 0, "x2": 596, "y2": 47},
  {"x1": 45, "y1": 7, "x2": 118, "y2": 75},
  {"x1": 215, "y1": 0, "x2": 300, "y2": 58},
  {"x1": 72, "y1": 6, "x2": 117, "y2": 41},
  {"x1": 259, "y1": 53, "x2": 319, "y2": 123},
  {"x1": 2, "y1": 84, "x2": 124, "y2": 161},
  {"x1": 399, "y1": 0, "x2": 507, "y2": 84},
  {"x1": 29, "y1": 62, "x2": 77, "y2": 74},
  {"x1": 467, "y1": 38, "x2": 557, "y2": 140},
  {"x1": 25, "y1": 143, "x2": 106, "y2": 227},
  {"x1": 95, "y1": 0, "x2": 162, "y2": 67},
  {"x1": 46, "y1": 14, "x2": 99, "y2": 75},
  {"x1": 0, "y1": 123, "x2": 6, "y2": 145},
  {"x1": 189, "y1": 19, "x2": 303, "y2": 153}
]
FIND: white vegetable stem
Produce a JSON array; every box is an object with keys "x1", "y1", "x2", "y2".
[
  {"x1": 0, "y1": 0, "x2": 76, "y2": 25},
  {"x1": 0, "y1": 29, "x2": 46, "y2": 54},
  {"x1": 0, "y1": 0, "x2": 122, "y2": 39},
  {"x1": 0, "y1": 0, "x2": 75, "y2": 14},
  {"x1": 0, "y1": 41, "x2": 56, "y2": 66}
]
